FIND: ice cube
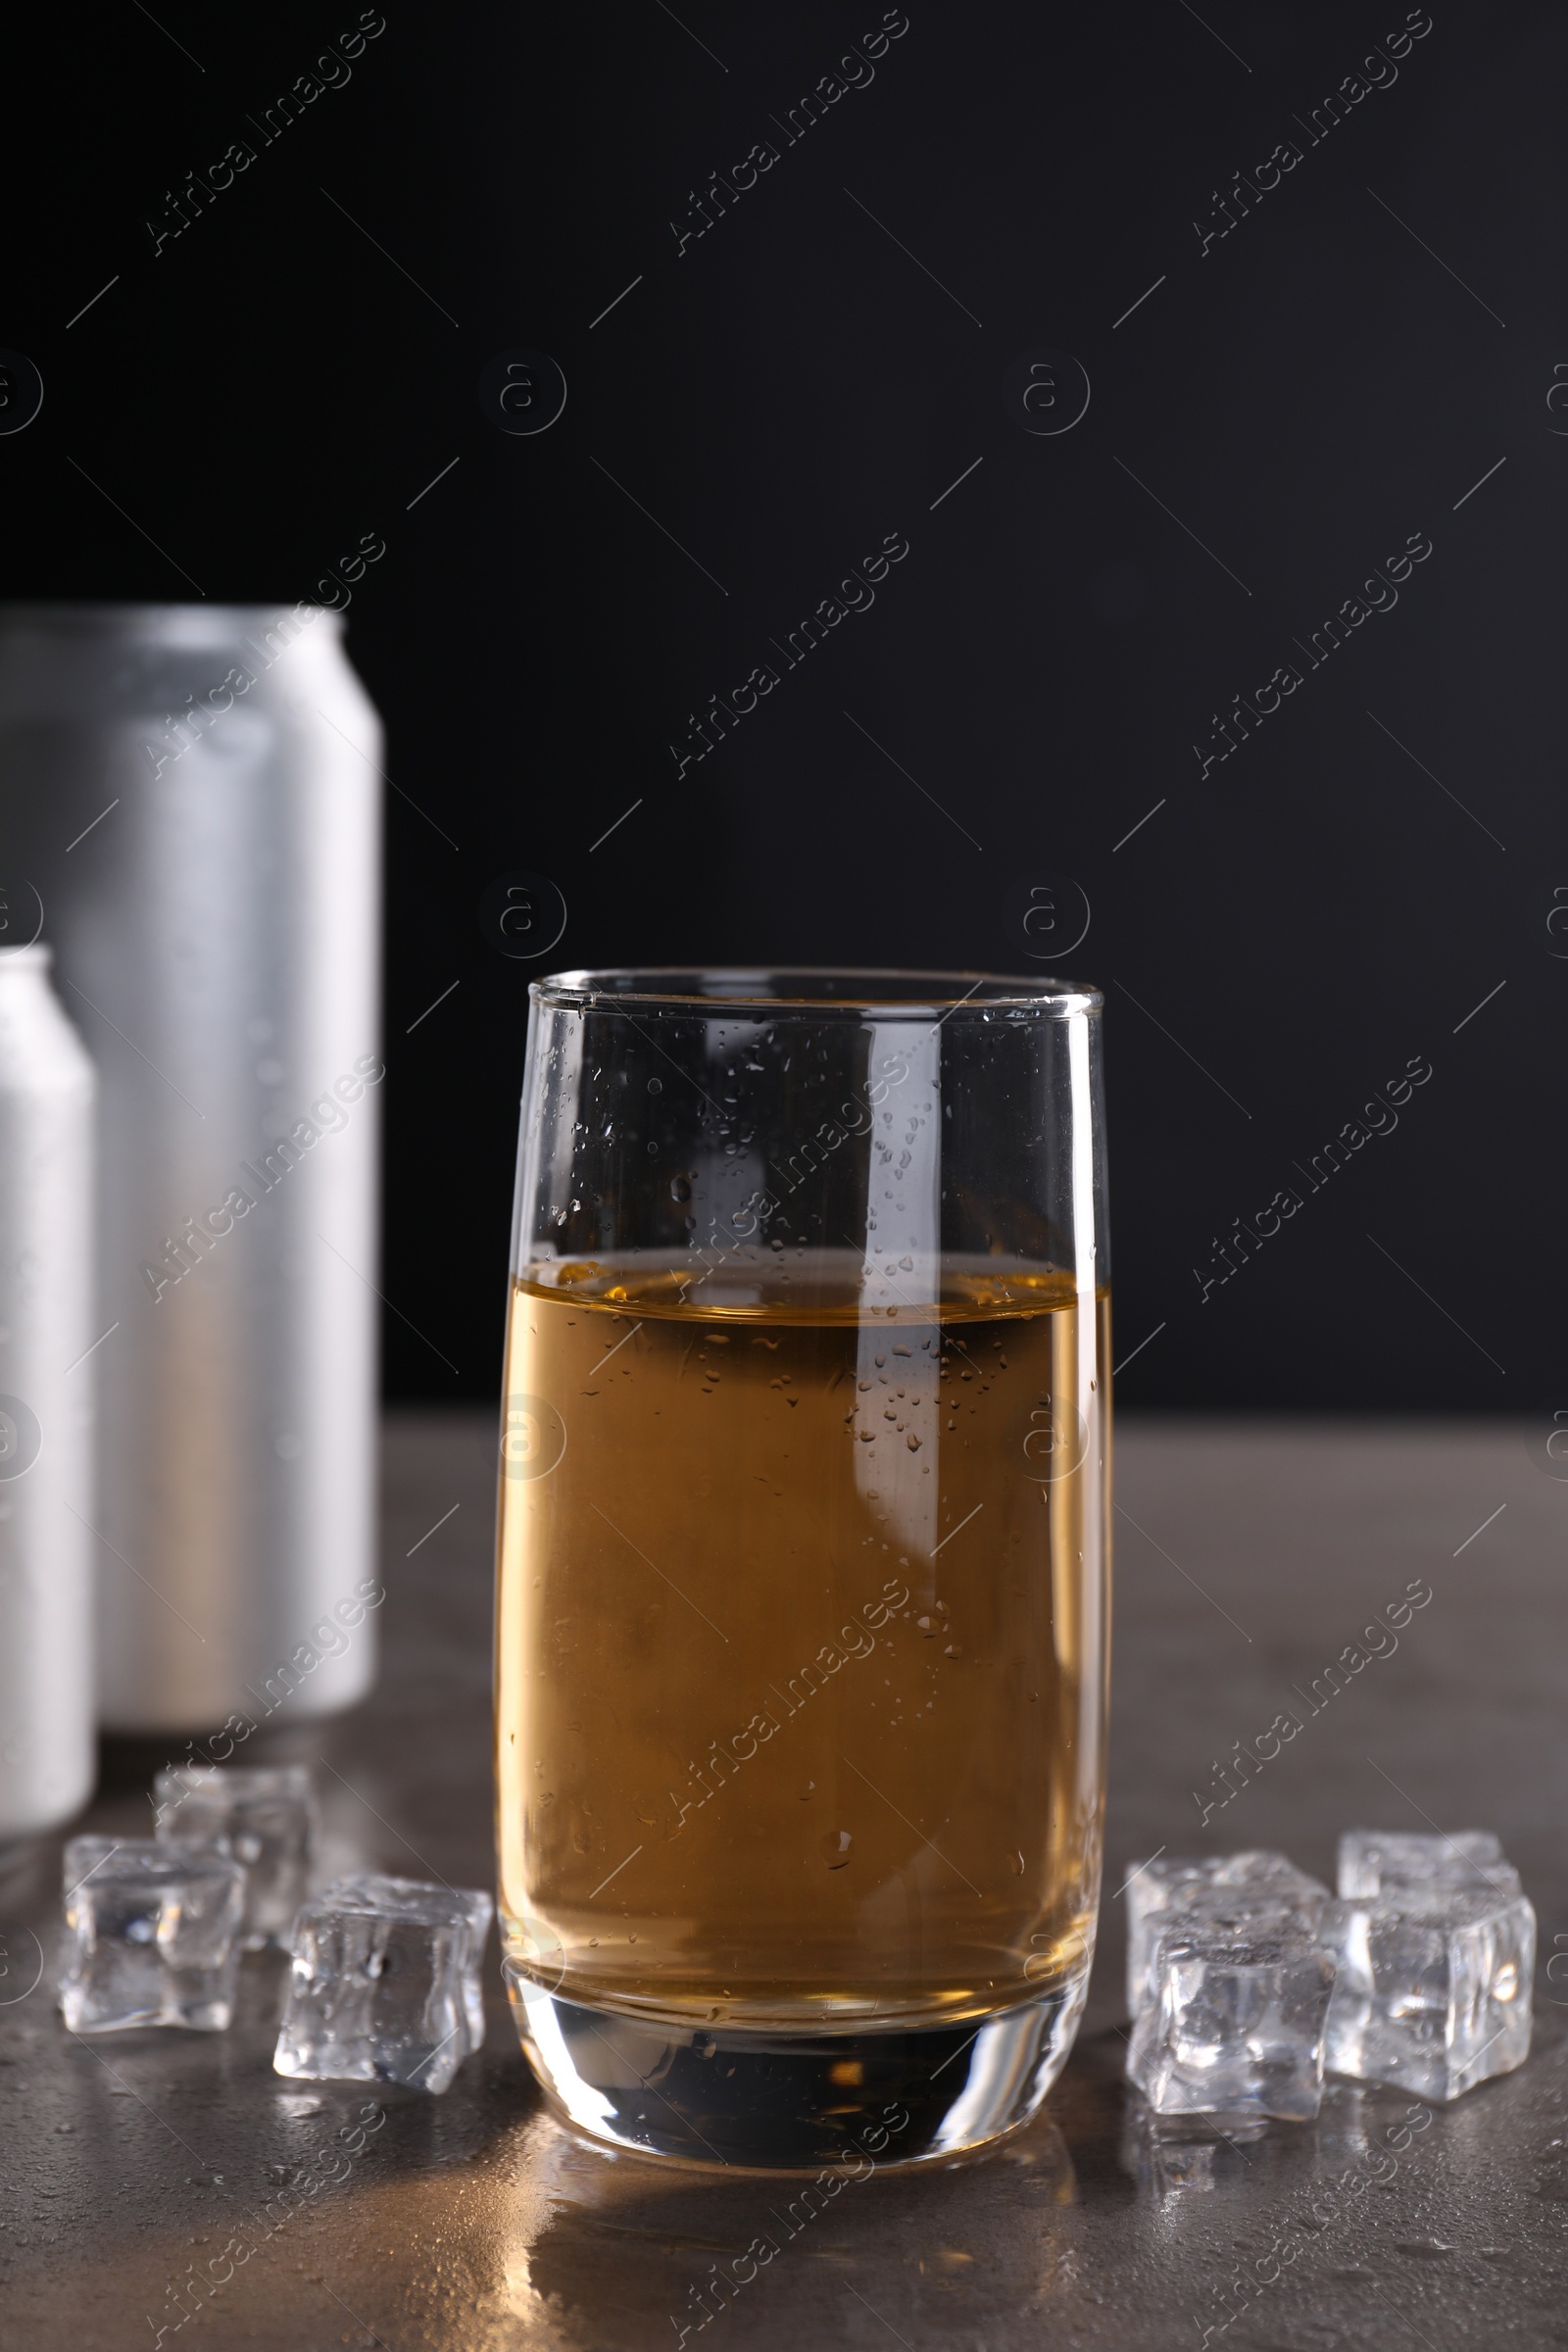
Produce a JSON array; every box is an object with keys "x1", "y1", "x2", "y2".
[
  {"x1": 1337, "y1": 1828, "x2": 1518, "y2": 1901},
  {"x1": 1324, "y1": 1884, "x2": 1535, "y2": 2100},
  {"x1": 154, "y1": 1762, "x2": 317, "y2": 1950},
  {"x1": 273, "y1": 1872, "x2": 494, "y2": 2095},
  {"x1": 59, "y1": 1837, "x2": 245, "y2": 2034},
  {"x1": 1125, "y1": 1852, "x2": 1329, "y2": 2013},
  {"x1": 1126, "y1": 1906, "x2": 1338, "y2": 2121},
  {"x1": 1118, "y1": 2104, "x2": 1270, "y2": 2197}
]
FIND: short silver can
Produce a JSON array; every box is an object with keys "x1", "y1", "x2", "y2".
[{"x1": 0, "y1": 944, "x2": 95, "y2": 1847}]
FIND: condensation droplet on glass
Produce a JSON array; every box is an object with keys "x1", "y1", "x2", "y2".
[
  {"x1": 820, "y1": 1829, "x2": 853, "y2": 1869},
  {"x1": 670, "y1": 1174, "x2": 692, "y2": 1202},
  {"x1": 1011, "y1": 1850, "x2": 1025, "y2": 1876}
]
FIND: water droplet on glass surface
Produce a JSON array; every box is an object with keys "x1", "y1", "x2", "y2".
[{"x1": 821, "y1": 1830, "x2": 853, "y2": 1869}]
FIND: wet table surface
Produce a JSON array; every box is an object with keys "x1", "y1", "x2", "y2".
[{"x1": 2, "y1": 1411, "x2": 1565, "y2": 2351}]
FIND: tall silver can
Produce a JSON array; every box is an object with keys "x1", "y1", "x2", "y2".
[
  {"x1": 0, "y1": 605, "x2": 382, "y2": 1734},
  {"x1": 0, "y1": 945, "x2": 95, "y2": 1846}
]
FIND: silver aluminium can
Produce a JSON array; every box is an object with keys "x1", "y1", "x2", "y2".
[
  {"x1": 0, "y1": 945, "x2": 95, "y2": 1847},
  {"x1": 0, "y1": 605, "x2": 382, "y2": 1734}
]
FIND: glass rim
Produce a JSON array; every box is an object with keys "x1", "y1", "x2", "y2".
[{"x1": 529, "y1": 966, "x2": 1102, "y2": 1016}]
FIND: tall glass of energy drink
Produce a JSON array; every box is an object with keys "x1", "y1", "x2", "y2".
[{"x1": 496, "y1": 969, "x2": 1110, "y2": 2169}]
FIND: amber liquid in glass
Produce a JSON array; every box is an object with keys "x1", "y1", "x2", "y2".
[{"x1": 495, "y1": 1254, "x2": 1109, "y2": 2032}]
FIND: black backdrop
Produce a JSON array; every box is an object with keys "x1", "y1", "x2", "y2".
[{"x1": 6, "y1": 0, "x2": 1563, "y2": 1411}]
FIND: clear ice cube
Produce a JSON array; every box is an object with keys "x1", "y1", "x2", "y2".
[
  {"x1": 59, "y1": 1837, "x2": 245, "y2": 2034},
  {"x1": 154, "y1": 1762, "x2": 317, "y2": 1950},
  {"x1": 1126, "y1": 1909, "x2": 1337, "y2": 2121},
  {"x1": 1337, "y1": 1828, "x2": 1518, "y2": 1901},
  {"x1": 1125, "y1": 1851, "x2": 1329, "y2": 2013},
  {"x1": 1119, "y1": 2102, "x2": 1271, "y2": 2196},
  {"x1": 273, "y1": 1872, "x2": 494, "y2": 2095},
  {"x1": 1324, "y1": 1885, "x2": 1535, "y2": 2100}
]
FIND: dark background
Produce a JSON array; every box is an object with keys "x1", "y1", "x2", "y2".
[{"x1": 4, "y1": 1, "x2": 1561, "y2": 1411}]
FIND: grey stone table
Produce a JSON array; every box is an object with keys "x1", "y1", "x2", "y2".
[{"x1": 2, "y1": 1414, "x2": 1565, "y2": 2350}]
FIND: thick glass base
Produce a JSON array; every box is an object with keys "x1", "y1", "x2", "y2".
[{"x1": 506, "y1": 1965, "x2": 1090, "y2": 2171}]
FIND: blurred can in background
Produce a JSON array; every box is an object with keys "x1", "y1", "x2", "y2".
[
  {"x1": 0, "y1": 945, "x2": 95, "y2": 1848},
  {"x1": 0, "y1": 606, "x2": 382, "y2": 1734}
]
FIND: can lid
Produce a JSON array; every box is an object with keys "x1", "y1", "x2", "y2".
[{"x1": 0, "y1": 603, "x2": 346, "y2": 646}]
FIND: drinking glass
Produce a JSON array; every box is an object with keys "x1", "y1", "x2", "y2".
[{"x1": 495, "y1": 969, "x2": 1110, "y2": 2168}]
